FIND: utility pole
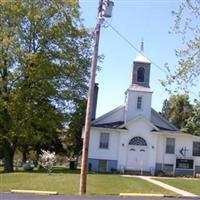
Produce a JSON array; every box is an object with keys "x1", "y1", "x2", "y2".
[{"x1": 79, "y1": 0, "x2": 114, "y2": 195}]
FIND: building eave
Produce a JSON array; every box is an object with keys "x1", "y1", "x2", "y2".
[
  {"x1": 91, "y1": 126, "x2": 128, "y2": 133},
  {"x1": 152, "y1": 131, "x2": 200, "y2": 139}
]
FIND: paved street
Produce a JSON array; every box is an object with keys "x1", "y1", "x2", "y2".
[{"x1": 0, "y1": 193, "x2": 200, "y2": 200}]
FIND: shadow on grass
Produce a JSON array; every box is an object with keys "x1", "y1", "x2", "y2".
[
  {"x1": 0, "y1": 166, "x2": 81, "y2": 174},
  {"x1": 0, "y1": 166, "x2": 122, "y2": 177}
]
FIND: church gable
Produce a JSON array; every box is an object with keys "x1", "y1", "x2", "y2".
[{"x1": 121, "y1": 115, "x2": 159, "y2": 132}]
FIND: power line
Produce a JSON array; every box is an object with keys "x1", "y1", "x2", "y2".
[
  {"x1": 105, "y1": 21, "x2": 168, "y2": 74},
  {"x1": 104, "y1": 20, "x2": 200, "y2": 100}
]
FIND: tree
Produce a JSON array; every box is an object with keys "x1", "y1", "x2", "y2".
[
  {"x1": 64, "y1": 99, "x2": 86, "y2": 160},
  {"x1": 161, "y1": 99, "x2": 170, "y2": 119},
  {"x1": 184, "y1": 102, "x2": 200, "y2": 136},
  {"x1": 161, "y1": 95, "x2": 193, "y2": 130},
  {"x1": 0, "y1": 0, "x2": 91, "y2": 172},
  {"x1": 161, "y1": 0, "x2": 200, "y2": 91}
]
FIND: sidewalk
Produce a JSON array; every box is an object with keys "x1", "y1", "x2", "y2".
[{"x1": 138, "y1": 176, "x2": 198, "y2": 197}]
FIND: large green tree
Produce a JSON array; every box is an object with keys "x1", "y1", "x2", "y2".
[
  {"x1": 161, "y1": 95, "x2": 193, "y2": 130},
  {"x1": 0, "y1": 0, "x2": 91, "y2": 172}
]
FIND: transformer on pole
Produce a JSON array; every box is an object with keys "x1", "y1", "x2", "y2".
[{"x1": 102, "y1": 0, "x2": 114, "y2": 18}]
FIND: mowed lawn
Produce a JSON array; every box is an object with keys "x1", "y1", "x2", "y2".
[
  {"x1": 0, "y1": 172, "x2": 175, "y2": 196},
  {"x1": 154, "y1": 178, "x2": 200, "y2": 196}
]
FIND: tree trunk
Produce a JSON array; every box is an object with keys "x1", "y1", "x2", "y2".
[
  {"x1": 22, "y1": 146, "x2": 28, "y2": 164},
  {"x1": 3, "y1": 139, "x2": 14, "y2": 173}
]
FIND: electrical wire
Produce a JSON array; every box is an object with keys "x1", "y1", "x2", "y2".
[
  {"x1": 105, "y1": 20, "x2": 168, "y2": 74},
  {"x1": 104, "y1": 20, "x2": 200, "y2": 100}
]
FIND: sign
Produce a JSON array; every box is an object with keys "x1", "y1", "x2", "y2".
[
  {"x1": 179, "y1": 147, "x2": 188, "y2": 157},
  {"x1": 176, "y1": 159, "x2": 193, "y2": 169}
]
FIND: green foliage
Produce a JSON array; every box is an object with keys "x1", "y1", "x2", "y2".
[
  {"x1": 162, "y1": 0, "x2": 200, "y2": 91},
  {"x1": 161, "y1": 95, "x2": 193, "y2": 130},
  {"x1": 161, "y1": 99, "x2": 170, "y2": 119},
  {"x1": 184, "y1": 103, "x2": 200, "y2": 136},
  {"x1": 62, "y1": 100, "x2": 86, "y2": 159},
  {"x1": 0, "y1": 0, "x2": 92, "y2": 172}
]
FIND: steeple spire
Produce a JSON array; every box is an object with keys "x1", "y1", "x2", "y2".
[
  {"x1": 140, "y1": 39, "x2": 144, "y2": 54},
  {"x1": 134, "y1": 39, "x2": 150, "y2": 63}
]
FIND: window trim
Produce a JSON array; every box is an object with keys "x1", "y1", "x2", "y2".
[
  {"x1": 99, "y1": 132, "x2": 110, "y2": 149},
  {"x1": 165, "y1": 138, "x2": 175, "y2": 154},
  {"x1": 193, "y1": 141, "x2": 200, "y2": 157}
]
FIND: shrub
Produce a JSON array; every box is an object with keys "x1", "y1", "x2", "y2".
[
  {"x1": 23, "y1": 161, "x2": 34, "y2": 171},
  {"x1": 39, "y1": 150, "x2": 56, "y2": 174},
  {"x1": 155, "y1": 170, "x2": 165, "y2": 177}
]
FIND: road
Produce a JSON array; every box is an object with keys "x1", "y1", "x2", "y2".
[{"x1": 0, "y1": 193, "x2": 200, "y2": 200}]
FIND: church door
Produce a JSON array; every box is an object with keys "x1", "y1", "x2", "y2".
[{"x1": 126, "y1": 137, "x2": 148, "y2": 171}]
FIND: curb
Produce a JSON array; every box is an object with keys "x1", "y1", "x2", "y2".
[
  {"x1": 11, "y1": 189, "x2": 58, "y2": 195},
  {"x1": 119, "y1": 193, "x2": 200, "y2": 199},
  {"x1": 119, "y1": 193, "x2": 165, "y2": 197},
  {"x1": 175, "y1": 196, "x2": 200, "y2": 199}
]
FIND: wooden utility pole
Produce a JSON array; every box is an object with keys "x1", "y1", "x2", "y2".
[{"x1": 79, "y1": 0, "x2": 103, "y2": 195}]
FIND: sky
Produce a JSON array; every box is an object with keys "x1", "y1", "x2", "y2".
[{"x1": 79, "y1": 0, "x2": 199, "y2": 118}]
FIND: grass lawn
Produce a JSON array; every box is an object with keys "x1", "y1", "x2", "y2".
[
  {"x1": 154, "y1": 178, "x2": 200, "y2": 196},
  {"x1": 0, "y1": 171, "x2": 175, "y2": 196}
]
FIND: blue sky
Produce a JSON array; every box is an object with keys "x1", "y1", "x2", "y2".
[{"x1": 79, "y1": 0, "x2": 199, "y2": 117}]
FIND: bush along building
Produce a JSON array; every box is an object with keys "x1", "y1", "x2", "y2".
[{"x1": 85, "y1": 43, "x2": 200, "y2": 176}]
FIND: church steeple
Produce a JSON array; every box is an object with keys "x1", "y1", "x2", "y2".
[
  {"x1": 125, "y1": 42, "x2": 153, "y2": 122},
  {"x1": 131, "y1": 41, "x2": 151, "y2": 88}
]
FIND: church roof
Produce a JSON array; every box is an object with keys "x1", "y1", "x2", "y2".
[
  {"x1": 92, "y1": 106, "x2": 179, "y2": 132},
  {"x1": 93, "y1": 121, "x2": 125, "y2": 129},
  {"x1": 134, "y1": 53, "x2": 150, "y2": 63},
  {"x1": 134, "y1": 41, "x2": 150, "y2": 63},
  {"x1": 151, "y1": 108, "x2": 179, "y2": 131}
]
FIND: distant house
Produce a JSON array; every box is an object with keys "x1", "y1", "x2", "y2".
[{"x1": 86, "y1": 43, "x2": 200, "y2": 176}]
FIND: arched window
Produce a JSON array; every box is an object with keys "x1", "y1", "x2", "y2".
[
  {"x1": 129, "y1": 136, "x2": 147, "y2": 146},
  {"x1": 137, "y1": 67, "x2": 145, "y2": 82}
]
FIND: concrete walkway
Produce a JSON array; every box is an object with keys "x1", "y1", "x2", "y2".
[{"x1": 138, "y1": 176, "x2": 198, "y2": 197}]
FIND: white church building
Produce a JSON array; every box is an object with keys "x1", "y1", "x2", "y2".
[{"x1": 87, "y1": 44, "x2": 200, "y2": 176}]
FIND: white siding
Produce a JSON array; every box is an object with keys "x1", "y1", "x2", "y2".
[
  {"x1": 156, "y1": 133, "x2": 200, "y2": 166},
  {"x1": 88, "y1": 129, "x2": 120, "y2": 160},
  {"x1": 126, "y1": 90, "x2": 152, "y2": 122}
]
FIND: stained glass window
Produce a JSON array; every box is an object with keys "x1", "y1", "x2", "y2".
[{"x1": 129, "y1": 137, "x2": 147, "y2": 146}]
